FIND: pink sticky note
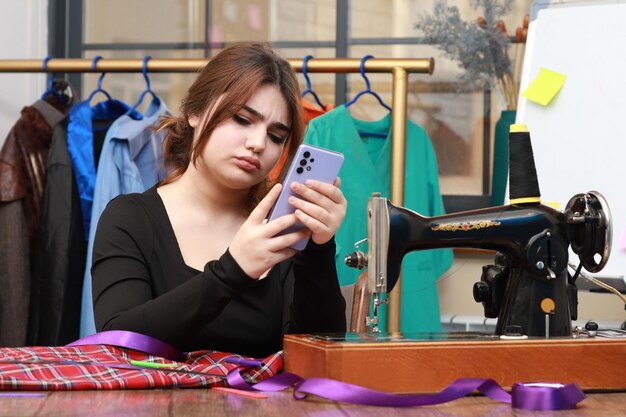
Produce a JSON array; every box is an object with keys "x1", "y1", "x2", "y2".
[
  {"x1": 247, "y1": 5, "x2": 262, "y2": 30},
  {"x1": 620, "y1": 224, "x2": 626, "y2": 250}
]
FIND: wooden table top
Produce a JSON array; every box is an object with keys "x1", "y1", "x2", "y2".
[{"x1": 0, "y1": 389, "x2": 624, "y2": 417}]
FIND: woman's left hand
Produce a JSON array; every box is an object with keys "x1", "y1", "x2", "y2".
[{"x1": 288, "y1": 177, "x2": 347, "y2": 245}]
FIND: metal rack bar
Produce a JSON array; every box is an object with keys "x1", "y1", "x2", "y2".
[{"x1": 0, "y1": 57, "x2": 433, "y2": 74}]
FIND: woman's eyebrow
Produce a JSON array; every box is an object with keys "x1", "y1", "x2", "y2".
[{"x1": 243, "y1": 105, "x2": 289, "y2": 132}]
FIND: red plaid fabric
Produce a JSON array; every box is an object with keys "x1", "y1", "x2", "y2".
[{"x1": 0, "y1": 345, "x2": 283, "y2": 390}]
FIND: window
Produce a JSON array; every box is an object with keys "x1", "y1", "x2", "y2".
[{"x1": 53, "y1": 0, "x2": 532, "y2": 212}]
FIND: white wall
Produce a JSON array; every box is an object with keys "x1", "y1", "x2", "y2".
[{"x1": 0, "y1": 0, "x2": 48, "y2": 147}]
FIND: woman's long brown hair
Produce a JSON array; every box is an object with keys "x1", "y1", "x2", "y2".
[{"x1": 157, "y1": 43, "x2": 304, "y2": 213}]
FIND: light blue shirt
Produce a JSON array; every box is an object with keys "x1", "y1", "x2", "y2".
[{"x1": 79, "y1": 97, "x2": 170, "y2": 337}]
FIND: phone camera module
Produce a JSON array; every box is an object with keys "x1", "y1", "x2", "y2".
[
  {"x1": 299, "y1": 159, "x2": 307, "y2": 166},
  {"x1": 296, "y1": 167, "x2": 304, "y2": 174},
  {"x1": 303, "y1": 151, "x2": 311, "y2": 158},
  {"x1": 310, "y1": 158, "x2": 315, "y2": 163}
]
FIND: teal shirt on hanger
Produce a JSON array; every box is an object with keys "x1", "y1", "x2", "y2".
[{"x1": 304, "y1": 105, "x2": 453, "y2": 333}]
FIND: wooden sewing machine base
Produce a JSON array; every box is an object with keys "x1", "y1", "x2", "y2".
[{"x1": 283, "y1": 333, "x2": 626, "y2": 393}]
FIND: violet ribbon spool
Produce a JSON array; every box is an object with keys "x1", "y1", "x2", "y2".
[{"x1": 511, "y1": 382, "x2": 585, "y2": 410}]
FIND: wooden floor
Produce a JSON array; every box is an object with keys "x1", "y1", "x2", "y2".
[{"x1": 0, "y1": 389, "x2": 624, "y2": 417}]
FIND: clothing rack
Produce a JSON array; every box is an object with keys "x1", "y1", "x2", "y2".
[{"x1": 0, "y1": 57, "x2": 434, "y2": 333}]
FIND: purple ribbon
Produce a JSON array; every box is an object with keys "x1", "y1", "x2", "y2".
[
  {"x1": 226, "y1": 369, "x2": 584, "y2": 411},
  {"x1": 66, "y1": 330, "x2": 183, "y2": 361},
  {"x1": 65, "y1": 331, "x2": 585, "y2": 410},
  {"x1": 223, "y1": 357, "x2": 265, "y2": 368}
]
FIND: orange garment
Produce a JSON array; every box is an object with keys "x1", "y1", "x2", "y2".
[
  {"x1": 302, "y1": 98, "x2": 335, "y2": 125},
  {"x1": 268, "y1": 98, "x2": 334, "y2": 183}
]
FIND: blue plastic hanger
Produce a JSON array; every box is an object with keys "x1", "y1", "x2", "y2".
[
  {"x1": 345, "y1": 55, "x2": 391, "y2": 112},
  {"x1": 86, "y1": 55, "x2": 113, "y2": 103},
  {"x1": 40, "y1": 56, "x2": 68, "y2": 103},
  {"x1": 300, "y1": 55, "x2": 325, "y2": 109},
  {"x1": 345, "y1": 55, "x2": 391, "y2": 138},
  {"x1": 125, "y1": 56, "x2": 159, "y2": 118}
]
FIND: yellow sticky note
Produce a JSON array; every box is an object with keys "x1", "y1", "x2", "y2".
[{"x1": 521, "y1": 67, "x2": 567, "y2": 106}]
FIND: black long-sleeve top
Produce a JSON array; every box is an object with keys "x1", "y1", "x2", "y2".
[{"x1": 92, "y1": 186, "x2": 346, "y2": 358}]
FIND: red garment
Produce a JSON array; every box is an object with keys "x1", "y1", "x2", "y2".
[
  {"x1": 268, "y1": 98, "x2": 334, "y2": 183},
  {"x1": 0, "y1": 345, "x2": 282, "y2": 390}
]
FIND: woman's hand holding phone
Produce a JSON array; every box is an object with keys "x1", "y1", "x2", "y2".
[
  {"x1": 287, "y1": 177, "x2": 347, "y2": 246},
  {"x1": 229, "y1": 178, "x2": 347, "y2": 279},
  {"x1": 229, "y1": 183, "x2": 309, "y2": 279},
  {"x1": 229, "y1": 144, "x2": 347, "y2": 279}
]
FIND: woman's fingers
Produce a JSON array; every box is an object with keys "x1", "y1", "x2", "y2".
[
  {"x1": 294, "y1": 208, "x2": 327, "y2": 234},
  {"x1": 248, "y1": 183, "x2": 282, "y2": 223},
  {"x1": 289, "y1": 196, "x2": 329, "y2": 225},
  {"x1": 264, "y1": 212, "x2": 300, "y2": 236},
  {"x1": 285, "y1": 179, "x2": 347, "y2": 245},
  {"x1": 289, "y1": 181, "x2": 346, "y2": 222},
  {"x1": 292, "y1": 179, "x2": 345, "y2": 206},
  {"x1": 270, "y1": 228, "x2": 310, "y2": 251}
]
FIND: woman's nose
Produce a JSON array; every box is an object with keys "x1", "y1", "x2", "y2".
[{"x1": 244, "y1": 126, "x2": 266, "y2": 153}]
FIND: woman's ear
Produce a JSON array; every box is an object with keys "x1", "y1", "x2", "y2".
[{"x1": 188, "y1": 114, "x2": 200, "y2": 128}]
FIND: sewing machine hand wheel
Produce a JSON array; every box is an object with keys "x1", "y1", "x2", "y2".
[{"x1": 565, "y1": 191, "x2": 612, "y2": 273}]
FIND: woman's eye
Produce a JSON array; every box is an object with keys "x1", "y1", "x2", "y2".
[
  {"x1": 269, "y1": 133, "x2": 287, "y2": 145},
  {"x1": 233, "y1": 114, "x2": 251, "y2": 125}
]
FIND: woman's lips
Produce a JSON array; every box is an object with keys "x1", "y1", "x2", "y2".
[{"x1": 235, "y1": 156, "x2": 261, "y2": 172}]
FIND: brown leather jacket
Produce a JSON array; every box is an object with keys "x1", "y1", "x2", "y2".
[
  {"x1": 0, "y1": 82, "x2": 75, "y2": 346},
  {"x1": 0, "y1": 95, "x2": 70, "y2": 250}
]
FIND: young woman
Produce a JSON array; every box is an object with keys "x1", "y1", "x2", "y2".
[{"x1": 91, "y1": 43, "x2": 347, "y2": 358}]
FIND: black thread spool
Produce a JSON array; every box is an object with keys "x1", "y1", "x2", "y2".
[{"x1": 508, "y1": 124, "x2": 541, "y2": 203}]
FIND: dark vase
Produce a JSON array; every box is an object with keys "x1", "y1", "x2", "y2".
[{"x1": 491, "y1": 109, "x2": 517, "y2": 206}]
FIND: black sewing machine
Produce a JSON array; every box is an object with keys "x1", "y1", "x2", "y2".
[
  {"x1": 283, "y1": 125, "x2": 625, "y2": 393},
  {"x1": 345, "y1": 124, "x2": 613, "y2": 338}
]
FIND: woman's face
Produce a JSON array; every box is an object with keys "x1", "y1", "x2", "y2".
[{"x1": 190, "y1": 84, "x2": 290, "y2": 191}]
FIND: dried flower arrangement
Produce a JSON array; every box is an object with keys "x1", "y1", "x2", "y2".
[{"x1": 416, "y1": 0, "x2": 519, "y2": 110}]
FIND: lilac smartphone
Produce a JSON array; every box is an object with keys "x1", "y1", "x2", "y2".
[{"x1": 267, "y1": 144, "x2": 344, "y2": 250}]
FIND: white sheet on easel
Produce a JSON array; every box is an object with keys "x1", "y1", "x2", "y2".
[{"x1": 515, "y1": 2, "x2": 626, "y2": 279}]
